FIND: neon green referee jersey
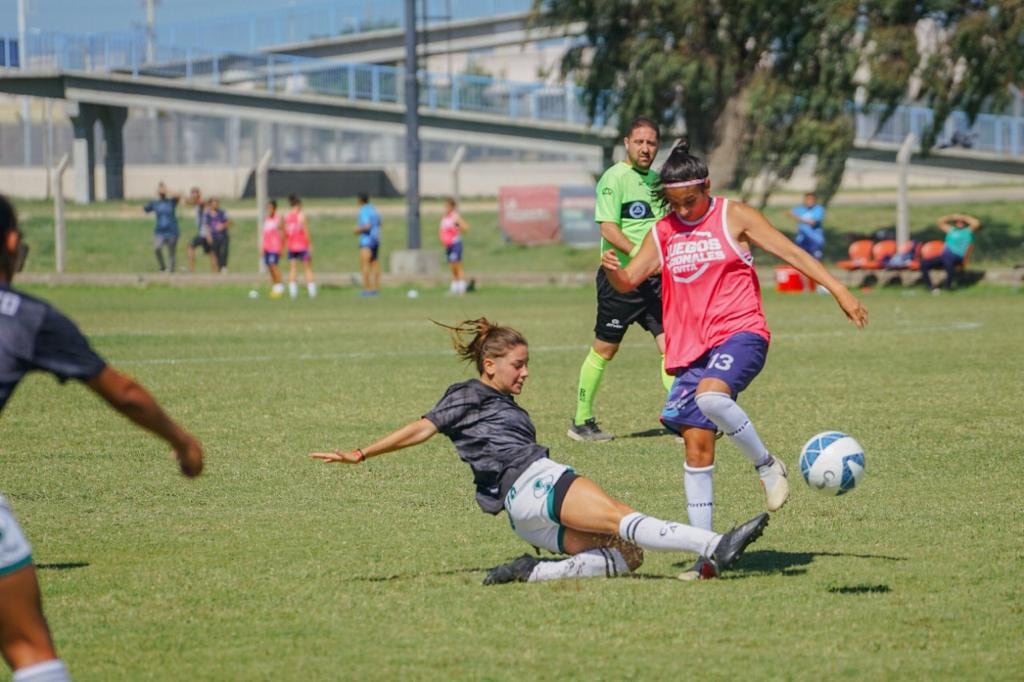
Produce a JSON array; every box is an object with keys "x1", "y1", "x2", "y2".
[{"x1": 595, "y1": 161, "x2": 665, "y2": 267}]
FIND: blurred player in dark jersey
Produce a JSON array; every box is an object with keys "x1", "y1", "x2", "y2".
[{"x1": 0, "y1": 194, "x2": 203, "y2": 681}]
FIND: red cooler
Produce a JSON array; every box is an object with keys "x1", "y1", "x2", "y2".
[{"x1": 775, "y1": 266, "x2": 808, "y2": 292}]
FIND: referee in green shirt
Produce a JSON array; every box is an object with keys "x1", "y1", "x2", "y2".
[{"x1": 569, "y1": 117, "x2": 673, "y2": 442}]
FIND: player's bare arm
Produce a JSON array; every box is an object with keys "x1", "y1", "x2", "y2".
[
  {"x1": 601, "y1": 231, "x2": 660, "y2": 294},
  {"x1": 310, "y1": 418, "x2": 439, "y2": 464},
  {"x1": 86, "y1": 366, "x2": 204, "y2": 477},
  {"x1": 599, "y1": 221, "x2": 635, "y2": 255},
  {"x1": 729, "y1": 202, "x2": 868, "y2": 329}
]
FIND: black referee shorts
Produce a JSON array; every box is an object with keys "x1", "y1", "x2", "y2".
[{"x1": 593, "y1": 267, "x2": 664, "y2": 344}]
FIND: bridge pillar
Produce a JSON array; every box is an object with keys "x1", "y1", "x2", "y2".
[
  {"x1": 67, "y1": 101, "x2": 98, "y2": 204},
  {"x1": 99, "y1": 106, "x2": 128, "y2": 200}
]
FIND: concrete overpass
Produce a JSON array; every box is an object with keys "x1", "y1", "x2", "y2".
[
  {"x1": 0, "y1": 70, "x2": 613, "y2": 202},
  {"x1": 266, "y1": 12, "x2": 583, "y2": 64}
]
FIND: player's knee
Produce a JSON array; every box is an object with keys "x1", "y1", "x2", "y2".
[
  {"x1": 694, "y1": 391, "x2": 734, "y2": 421},
  {"x1": 620, "y1": 544, "x2": 644, "y2": 571}
]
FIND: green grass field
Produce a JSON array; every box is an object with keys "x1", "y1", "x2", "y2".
[{"x1": 2, "y1": 283, "x2": 1022, "y2": 680}]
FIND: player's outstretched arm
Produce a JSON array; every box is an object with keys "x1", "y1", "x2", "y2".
[
  {"x1": 311, "y1": 417, "x2": 439, "y2": 464},
  {"x1": 86, "y1": 366, "x2": 204, "y2": 477},
  {"x1": 731, "y1": 202, "x2": 868, "y2": 330},
  {"x1": 601, "y1": 231, "x2": 659, "y2": 294}
]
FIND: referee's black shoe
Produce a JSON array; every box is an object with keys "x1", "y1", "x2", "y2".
[
  {"x1": 709, "y1": 512, "x2": 769, "y2": 572},
  {"x1": 483, "y1": 554, "x2": 538, "y2": 585},
  {"x1": 567, "y1": 418, "x2": 614, "y2": 442}
]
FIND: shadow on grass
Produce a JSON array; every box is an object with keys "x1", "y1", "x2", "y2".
[
  {"x1": 828, "y1": 584, "x2": 891, "y2": 594},
  {"x1": 621, "y1": 428, "x2": 675, "y2": 440},
  {"x1": 353, "y1": 549, "x2": 907, "y2": 583},
  {"x1": 36, "y1": 562, "x2": 89, "y2": 571},
  {"x1": 687, "y1": 549, "x2": 906, "y2": 580}
]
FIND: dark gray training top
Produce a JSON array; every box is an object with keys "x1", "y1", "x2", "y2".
[
  {"x1": 424, "y1": 378, "x2": 549, "y2": 515},
  {"x1": 0, "y1": 284, "x2": 107, "y2": 413}
]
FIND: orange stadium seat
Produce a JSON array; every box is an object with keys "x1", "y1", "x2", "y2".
[
  {"x1": 909, "y1": 240, "x2": 946, "y2": 270},
  {"x1": 837, "y1": 240, "x2": 875, "y2": 271},
  {"x1": 865, "y1": 239, "x2": 897, "y2": 269}
]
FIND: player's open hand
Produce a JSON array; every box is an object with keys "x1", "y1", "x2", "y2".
[
  {"x1": 310, "y1": 450, "x2": 364, "y2": 464},
  {"x1": 174, "y1": 435, "x2": 204, "y2": 478},
  {"x1": 600, "y1": 249, "x2": 621, "y2": 271},
  {"x1": 838, "y1": 293, "x2": 869, "y2": 329}
]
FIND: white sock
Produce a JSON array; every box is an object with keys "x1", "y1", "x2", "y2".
[
  {"x1": 695, "y1": 391, "x2": 771, "y2": 468},
  {"x1": 13, "y1": 660, "x2": 71, "y2": 682},
  {"x1": 684, "y1": 463, "x2": 715, "y2": 530},
  {"x1": 619, "y1": 512, "x2": 719, "y2": 556},
  {"x1": 527, "y1": 548, "x2": 630, "y2": 582},
  {"x1": 288, "y1": 281, "x2": 298, "y2": 299},
  {"x1": 307, "y1": 282, "x2": 317, "y2": 298},
  {"x1": 457, "y1": 279, "x2": 467, "y2": 294},
  {"x1": 449, "y1": 280, "x2": 458, "y2": 293},
  {"x1": 271, "y1": 283, "x2": 284, "y2": 294}
]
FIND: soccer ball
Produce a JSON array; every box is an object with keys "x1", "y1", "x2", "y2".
[{"x1": 798, "y1": 431, "x2": 865, "y2": 496}]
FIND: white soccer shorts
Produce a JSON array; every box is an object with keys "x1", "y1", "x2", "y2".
[
  {"x1": 504, "y1": 458, "x2": 573, "y2": 554},
  {"x1": 0, "y1": 494, "x2": 33, "y2": 577}
]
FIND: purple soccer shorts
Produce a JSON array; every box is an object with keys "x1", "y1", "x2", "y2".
[{"x1": 661, "y1": 331, "x2": 769, "y2": 433}]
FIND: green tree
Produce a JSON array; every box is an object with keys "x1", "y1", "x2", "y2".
[{"x1": 535, "y1": 0, "x2": 1023, "y2": 204}]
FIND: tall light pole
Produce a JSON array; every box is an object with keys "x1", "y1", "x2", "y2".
[
  {"x1": 403, "y1": 0, "x2": 421, "y2": 249},
  {"x1": 18, "y1": 0, "x2": 31, "y2": 167},
  {"x1": 145, "y1": 0, "x2": 157, "y2": 63}
]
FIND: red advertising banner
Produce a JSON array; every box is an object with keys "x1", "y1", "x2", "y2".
[{"x1": 498, "y1": 186, "x2": 561, "y2": 244}]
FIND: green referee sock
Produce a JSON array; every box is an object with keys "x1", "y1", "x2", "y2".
[
  {"x1": 661, "y1": 354, "x2": 674, "y2": 392},
  {"x1": 574, "y1": 348, "x2": 608, "y2": 425}
]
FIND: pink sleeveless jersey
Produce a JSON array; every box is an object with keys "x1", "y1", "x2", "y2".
[
  {"x1": 439, "y1": 211, "x2": 461, "y2": 247},
  {"x1": 651, "y1": 197, "x2": 771, "y2": 373},
  {"x1": 284, "y1": 210, "x2": 310, "y2": 252},
  {"x1": 262, "y1": 215, "x2": 283, "y2": 253}
]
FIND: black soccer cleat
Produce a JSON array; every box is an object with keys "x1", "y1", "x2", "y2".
[
  {"x1": 567, "y1": 418, "x2": 615, "y2": 442},
  {"x1": 709, "y1": 512, "x2": 769, "y2": 572},
  {"x1": 483, "y1": 554, "x2": 539, "y2": 585}
]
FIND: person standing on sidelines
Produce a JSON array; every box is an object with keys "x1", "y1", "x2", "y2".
[
  {"x1": 204, "y1": 198, "x2": 233, "y2": 274},
  {"x1": 284, "y1": 195, "x2": 317, "y2": 299},
  {"x1": 569, "y1": 117, "x2": 672, "y2": 443},
  {"x1": 790, "y1": 192, "x2": 826, "y2": 260},
  {"x1": 600, "y1": 140, "x2": 867, "y2": 579},
  {"x1": 439, "y1": 197, "x2": 471, "y2": 295},
  {"x1": 143, "y1": 182, "x2": 180, "y2": 273},
  {"x1": 262, "y1": 199, "x2": 286, "y2": 298},
  {"x1": 0, "y1": 194, "x2": 203, "y2": 682},
  {"x1": 354, "y1": 193, "x2": 382, "y2": 297},
  {"x1": 185, "y1": 187, "x2": 217, "y2": 273},
  {"x1": 311, "y1": 317, "x2": 768, "y2": 585}
]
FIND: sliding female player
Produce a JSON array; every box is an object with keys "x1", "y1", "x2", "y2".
[
  {"x1": 0, "y1": 194, "x2": 203, "y2": 681},
  {"x1": 601, "y1": 140, "x2": 868, "y2": 578},
  {"x1": 311, "y1": 318, "x2": 768, "y2": 585}
]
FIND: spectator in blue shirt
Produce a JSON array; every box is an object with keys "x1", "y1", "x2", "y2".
[
  {"x1": 790, "y1": 192, "x2": 826, "y2": 260},
  {"x1": 354, "y1": 193, "x2": 382, "y2": 296},
  {"x1": 143, "y1": 182, "x2": 181, "y2": 272}
]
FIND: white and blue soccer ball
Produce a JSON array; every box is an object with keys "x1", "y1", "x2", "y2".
[{"x1": 798, "y1": 431, "x2": 866, "y2": 496}]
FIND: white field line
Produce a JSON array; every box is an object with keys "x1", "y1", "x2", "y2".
[{"x1": 108, "y1": 321, "x2": 982, "y2": 367}]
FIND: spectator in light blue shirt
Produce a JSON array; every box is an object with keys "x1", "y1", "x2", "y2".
[
  {"x1": 354, "y1": 193, "x2": 382, "y2": 296},
  {"x1": 143, "y1": 182, "x2": 180, "y2": 272},
  {"x1": 790, "y1": 192, "x2": 826, "y2": 260}
]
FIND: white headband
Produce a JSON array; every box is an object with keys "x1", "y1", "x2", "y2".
[{"x1": 662, "y1": 178, "x2": 709, "y2": 188}]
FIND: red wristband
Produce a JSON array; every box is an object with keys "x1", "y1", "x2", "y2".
[{"x1": 354, "y1": 448, "x2": 366, "y2": 462}]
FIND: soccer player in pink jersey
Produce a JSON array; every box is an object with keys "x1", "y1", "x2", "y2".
[
  {"x1": 439, "y1": 197, "x2": 471, "y2": 295},
  {"x1": 601, "y1": 139, "x2": 867, "y2": 579},
  {"x1": 284, "y1": 194, "x2": 317, "y2": 299},
  {"x1": 262, "y1": 199, "x2": 286, "y2": 298}
]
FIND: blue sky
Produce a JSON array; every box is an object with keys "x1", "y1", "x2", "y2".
[{"x1": 1, "y1": 0, "x2": 337, "y2": 35}]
